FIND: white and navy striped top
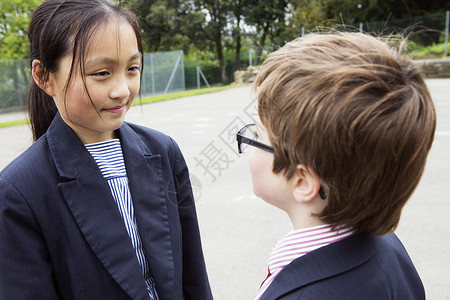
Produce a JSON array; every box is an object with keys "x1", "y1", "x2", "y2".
[
  {"x1": 256, "y1": 224, "x2": 354, "y2": 300},
  {"x1": 85, "y1": 139, "x2": 159, "y2": 300}
]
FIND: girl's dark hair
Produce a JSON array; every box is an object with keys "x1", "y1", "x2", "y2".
[{"x1": 27, "y1": 0, "x2": 143, "y2": 141}]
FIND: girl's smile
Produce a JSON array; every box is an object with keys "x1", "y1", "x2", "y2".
[{"x1": 104, "y1": 104, "x2": 126, "y2": 114}]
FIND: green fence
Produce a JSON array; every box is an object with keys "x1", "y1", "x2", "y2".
[
  {"x1": 0, "y1": 50, "x2": 186, "y2": 112},
  {"x1": 0, "y1": 59, "x2": 30, "y2": 111},
  {"x1": 1, "y1": 12, "x2": 449, "y2": 112}
]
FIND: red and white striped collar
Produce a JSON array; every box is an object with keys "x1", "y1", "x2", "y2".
[{"x1": 256, "y1": 224, "x2": 354, "y2": 300}]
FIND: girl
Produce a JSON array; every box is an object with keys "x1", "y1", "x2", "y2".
[{"x1": 0, "y1": 1, "x2": 212, "y2": 299}]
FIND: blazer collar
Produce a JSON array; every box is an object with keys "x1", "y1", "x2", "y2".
[
  {"x1": 46, "y1": 112, "x2": 154, "y2": 179},
  {"x1": 260, "y1": 233, "x2": 376, "y2": 300},
  {"x1": 46, "y1": 113, "x2": 160, "y2": 300},
  {"x1": 46, "y1": 112, "x2": 92, "y2": 179},
  {"x1": 117, "y1": 123, "x2": 176, "y2": 298}
]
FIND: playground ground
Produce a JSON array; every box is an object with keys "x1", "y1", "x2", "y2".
[{"x1": 1, "y1": 79, "x2": 449, "y2": 299}]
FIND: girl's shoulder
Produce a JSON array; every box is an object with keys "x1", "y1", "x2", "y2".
[
  {"x1": 0, "y1": 134, "x2": 57, "y2": 196},
  {"x1": 121, "y1": 122, "x2": 184, "y2": 168},
  {"x1": 125, "y1": 122, "x2": 171, "y2": 142},
  {"x1": 122, "y1": 122, "x2": 180, "y2": 153},
  {"x1": 1, "y1": 135, "x2": 51, "y2": 177}
]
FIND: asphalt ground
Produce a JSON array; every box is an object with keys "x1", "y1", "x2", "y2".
[{"x1": 1, "y1": 79, "x2": 449, "y2": 299}]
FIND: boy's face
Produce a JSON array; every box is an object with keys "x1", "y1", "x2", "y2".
[{"x1": 249, "y1": 118, "x2": 294, "y2": 211}]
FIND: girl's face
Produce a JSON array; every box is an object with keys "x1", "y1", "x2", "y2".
[{"x1": 49, "y1": 18, "x2": 141, "y2": 144}]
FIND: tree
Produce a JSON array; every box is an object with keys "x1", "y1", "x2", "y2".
[
  {"x1": 126, "y1": 0, "x2": 209, "y2": 54},
  {"x1": 246, "y1": 0, "x2": 289, "y2": 65},
  {"x1": 176, "y1": 1, "x2": 211, "y2": 54},
  {"x1": 126, "y1": 0, "x2": 177, "y2": 52},
  {"x1": 289, "y1": 0, "x2": 327, "y2": 29},
  {"x1": 0, "y1": 0, "x2": 40, "y2": 59},
  {"x1": 193, "y1": 0, "x2": 231, "y2": 84},
  {"x1": 319, "y1": 0, "x2": 450, "y2": 45},
  {"x1": 230, "y1": 0, "x2": 252, "y2": 71}
]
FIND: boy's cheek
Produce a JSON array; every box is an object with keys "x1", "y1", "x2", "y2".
[
  {"x1": 248, "y1": 150, "x2": 272, "y2": 200},
  {"x1": 248, "y1": 151, "x2": 261, "y2": 195}
]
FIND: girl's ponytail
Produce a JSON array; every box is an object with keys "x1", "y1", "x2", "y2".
[
  {"x1": 26, "y1": 0, "x2": 62, "y2": 142},
  {"x1": 27, "y1": 81, "x2": 57, "y2": 141}
]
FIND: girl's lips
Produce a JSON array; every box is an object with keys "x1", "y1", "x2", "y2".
[{"x1": 105, "y1": 105, "x2": 125, "y2": 114}]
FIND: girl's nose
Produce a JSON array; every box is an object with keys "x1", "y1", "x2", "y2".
[{"x1": 110, "y1": 77, "x2": 131, "y2": 99}]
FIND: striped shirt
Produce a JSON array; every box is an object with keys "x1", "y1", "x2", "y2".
[
  {"x1": 256, "y1": 224, "x2": 354, "y2": 300},
  {"x1": 85, "y1": 139, "x2": 158, "y2": 300}
]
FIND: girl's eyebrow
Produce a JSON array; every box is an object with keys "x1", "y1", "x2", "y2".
[
  {"x1": 85, "y1": 52, "x2": 142, "y2": 67},
  {"x1": 128, "y1": 53, "x2": 142, "y2": 62}
]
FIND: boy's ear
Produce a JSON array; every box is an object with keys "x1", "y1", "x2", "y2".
[
  {"x1": 292, "y1": 165, "x2": 322, "y2": 203},
  {"x1": 31, "y1": 59, "x2": 55, "y2": 97}
]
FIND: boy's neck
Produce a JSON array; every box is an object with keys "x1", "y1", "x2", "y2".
[
  {"x1": 285, "y1": 199, "x2": 327, "y2": 231},
  {"x1": 288, "y1": 214, "x2": 326, "y2": 231}
]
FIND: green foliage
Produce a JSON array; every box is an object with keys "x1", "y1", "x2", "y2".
[
  {"x1": 409, "y1": 42, "x2": 450, "y2": 58},
  {"x1": 0, "y1": 0, "x2": 40, "y2": 59},
  {"x1": 184, "y1": 59, "x2": 222, "y2": 88},
  {"x1": 245, "y1": 0, "x2": 289, "y2": 64},
  {"x1": 184, "y1": 46, "x2": 256, "y2": 89},
  {"x1": 1, "y1": 0, "x2": 449, "y2": 89},
  {"x1": 288, "y1": 0, "x2": 327, "y2": 31}
]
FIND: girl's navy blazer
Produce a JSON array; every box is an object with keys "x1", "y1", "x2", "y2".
[{"x1": 0, "y1": 113, "x2": 212, "y2": 300}]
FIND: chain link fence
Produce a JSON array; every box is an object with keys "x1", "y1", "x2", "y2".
[
  {"x1": 0, "y1": 50, "x2": 186, "y2": 113},
  {"x1": 141, "y1": 51, "x2": 185, "y2": 96},
  {"x1": 1, "y1": 12, "x2": 449, "y2": 113},
  {"x1": 0, "y1": 59, "x2": 30, "y2": 112}
]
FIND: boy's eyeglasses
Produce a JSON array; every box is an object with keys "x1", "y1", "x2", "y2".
[
  {"x1": 236, "y1": 124, "x2": 275, "y2": 154},
  {"x1": 237, "y1": 123, "x2": 327, "y2": 199}
]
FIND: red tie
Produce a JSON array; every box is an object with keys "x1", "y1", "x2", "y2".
[{"x1": 260, "y1": 267, "x2": 272, "y2": 288}]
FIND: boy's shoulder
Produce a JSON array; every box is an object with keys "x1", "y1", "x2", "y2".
[{"x1": 262, "y1": 233, "x2": 424, "y2": 300}]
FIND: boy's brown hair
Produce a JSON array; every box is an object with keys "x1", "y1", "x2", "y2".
[{"x1": 254, "y1": 32, "x2": 436, "y2": 235}]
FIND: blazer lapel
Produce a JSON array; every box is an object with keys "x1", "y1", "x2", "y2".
[
  {"x1": 47, "y1": 114, "x2": 149, "y2": 300},
  {"x1": 119, "y1": 123, "x2": 175, "y2": 298},
  {"x1": 260, "y1": 233, "x2": 376, "y2": 300}
]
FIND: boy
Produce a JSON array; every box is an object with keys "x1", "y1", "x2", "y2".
[{"x1": 236, "y1": 32, "x2": 435, "y2": 299}]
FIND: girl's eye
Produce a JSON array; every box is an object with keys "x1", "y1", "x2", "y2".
[
  {"x1": 129, "y1": 66, "x2": 140, "y2": 72},
  {"x1": 92, "y1": 71, "x2": 110, "y2": 77}
]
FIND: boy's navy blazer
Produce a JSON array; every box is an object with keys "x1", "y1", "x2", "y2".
[
  {"x1": 260, "y1": 232, "x2": 425, "y2": 300},
  {"x1": 0, "y1": 113, "x2": 212, "y2": 300}
]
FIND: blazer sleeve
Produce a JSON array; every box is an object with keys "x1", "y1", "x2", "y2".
[
  {"x1": 0, "y1": 177, "x2": 60, "y2": 300},
  {"x1": 169, "y1": 138, "x2": 213, "y2": 300}
]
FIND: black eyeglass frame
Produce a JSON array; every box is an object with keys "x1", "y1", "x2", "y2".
[
  {"x1": 236, "y1": 123, "x2": 275, "y2": 154},
  {"x1": 236, "y1": 124, "x2": 327, "y2": 199}
]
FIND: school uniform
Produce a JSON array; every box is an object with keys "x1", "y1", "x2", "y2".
[
  {"x1": 259, "y1": 231, "x2": 425, "y2": 300},
  {"x1": 0, "y1": 113, "x2": 212, "y2": 300}
]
